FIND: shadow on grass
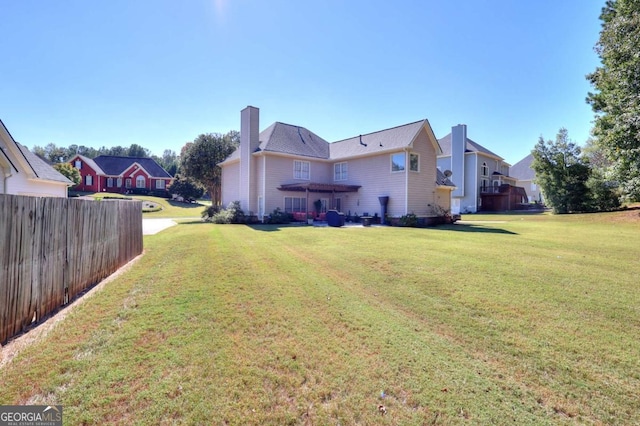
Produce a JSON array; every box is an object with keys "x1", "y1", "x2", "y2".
[
  {"x1": 247, "y1": 224, "x2": 307, "y2": 232},
  {"x1": 436, "y1": 223, "x2": 518, "y2": 235},
  {"x1": 167, "y1": 200, "x2": 206, "y2": 209}
]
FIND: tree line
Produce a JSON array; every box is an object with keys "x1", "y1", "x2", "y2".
[
  {"x1": 33, "y1": 142, "x2": 180, "y2": 176},
  {"x1": 532, "y1": 0, "x2": 639, "y2": 214}
]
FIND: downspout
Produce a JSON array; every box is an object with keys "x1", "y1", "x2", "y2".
[
  {"x1": 404, "y1": 148, "x2": 409, "y2": 215},
  {"x1": 262, "y1": 155, "x2": 266, "y2": 222},
  {"x1": 474, "y1": 153, "x2": 479, "y2": 212}
]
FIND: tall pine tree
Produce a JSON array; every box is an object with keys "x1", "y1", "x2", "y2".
[{"x1": 587, "y1": 0, "x2": 640, "y2": 200}]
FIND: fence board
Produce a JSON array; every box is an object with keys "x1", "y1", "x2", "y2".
[{"x1": 0, "y1": 194, "x2": 143, "y2": 343}]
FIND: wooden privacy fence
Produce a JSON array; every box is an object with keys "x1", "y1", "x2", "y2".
[{"x1": 0, "y1": 194, "x2": 143, "y2": 344}]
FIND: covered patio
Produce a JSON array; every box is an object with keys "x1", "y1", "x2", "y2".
[{"x1": 278, "y1": 182, "x2": 361, "y2": 220}]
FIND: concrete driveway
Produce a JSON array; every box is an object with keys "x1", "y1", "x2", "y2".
[{"x1": 142, "y1": 218, "x2": 177, "y2": 235}]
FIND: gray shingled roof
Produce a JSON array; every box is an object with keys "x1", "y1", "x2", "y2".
[
  {"x1": 93, "y1": 156, "x2": 172, "y2": 178},
  {"x1": 438, "y1": 132, "x2": 503, "y2": 160},
  {"x1": 222, "y1": 119, "x2": 435, "y2": 164},
  {"x1": 16, "y1": 143, "x2": 73, "y2": 184},
  {"x1": 330, "y1": 120, "x2": 429, "y2": 160},
  {"x1": 259, "y1": 122, "x2": 330, "y2": 158},
  {"x1": 509, "y1": 153, "x2": 536, "y2": 180},
  {"x1": 436, "y1": 169, "x2": 455, "y2": 187}
]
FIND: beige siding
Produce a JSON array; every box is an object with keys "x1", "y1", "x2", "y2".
[
  {"x1": 435, "y1": 188, "x2": 452, "y2": 211},
  {"x1": 338, "y1": 153, "x2": 406, "y2": 217},
  {"x1": 407, "y1": 128, "x2": 438, "y2": 215},
  {"x1": 262, "y1": 155, "x2": 331, "y2": 214},
  {"x1": 221, "y1": 161, "x2": 240, "y2": 206}
]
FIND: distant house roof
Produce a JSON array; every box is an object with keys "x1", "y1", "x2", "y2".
[
  {"x1": 15, "y1": 143, "x2": 72, "y2": 184},
  {"x1": 437, "y1": 132, "x2": 503, "y2": 160},
  {"x1": 510, "y1": 153, "x2": 536, "y2": 180},
  {"x1": 92, "y1": 156, "x2": 172, "y2": 178}
]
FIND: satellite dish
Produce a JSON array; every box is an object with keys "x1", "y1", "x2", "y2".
[{"x1": 444, "y1": 170, "x2": 452, "y2": 177}]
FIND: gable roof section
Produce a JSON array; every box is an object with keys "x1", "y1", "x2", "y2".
[
  {"x1": 16, "y1": 143, "x2": 73, "y2": 184},
  {"x1": 258, "y1": 122, "x2": 330, "y2": 159},
  {"x1": 73, "y1": 154, "x2": 105, "y2": 175},
  {"x1": 509, "y1": 153, "x2": 536, "y2": 180},
  {"x1": 438, "y1": 132, "x2": 503, "y2": 160},
  {"x1": 0, "y1": 119, "x2": 71, "y2": 184},
  {"x1": 330, "y1": 120, "x2": 433, "y2": 160},
  {"x1": 93, "y1": 156, "x2": 172, "y2": 178}
]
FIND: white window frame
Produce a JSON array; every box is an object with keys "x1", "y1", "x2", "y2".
[
  {"x1": 294, "y1": 160, "x2": 310, "y2": 180},
  {"x1": 391, "y1": 153, "x2": 406, "y2": 172},
  {"x1": 481, "y1": 162, "x2": 489, "y2": 177},
  {"x1": 284, "y1": 196, "x2": 307, "y2": 213},
  {"x1": 334, "y1": 162, "x2": 348, "y2": 181},
  {"x1": 409, "y1": 153, "x2": 419, "y2": 172},
  {"x1": 136, "y1": 175, "x2": 146, "y2": 188},
  {"x1": 117, "y1": 177, "x2": 123, "y2": 188},
  {"x1": 107, "y1": 177, "x2": 114, "y2": 187},
  {"x1": 155, "y1": 179, "x2": 165, "y2": 189},
  {"x1": 85, "y1": 175, "x2": 92, "y2": 186},
  {"x1": 74, "y1": 160, "x2": 82, "y2": 169}
]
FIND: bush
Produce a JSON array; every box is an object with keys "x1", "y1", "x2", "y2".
[
  {"x1": 202, "y1": 205, "x2": 221, "y2": 219},
  {"x1": 265, "y1": 208, "x2": 292, "y2": 224},
  {"x1": 149, "y1": 189, "x2": 171, "y2": 198},
  {"x1": 204, "y1": 201, "x2": 246, "y2": 224},
  {"x1": 399, "y1": 212, "x2": 419, "y2": 227}
]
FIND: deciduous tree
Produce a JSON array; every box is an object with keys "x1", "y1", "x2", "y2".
[
  {"x1": 53, "y1": 162, "x2": 81, "y2": 186},
  {"x1": 180, "y1": 132, "x2": 238, "y2": 205}
]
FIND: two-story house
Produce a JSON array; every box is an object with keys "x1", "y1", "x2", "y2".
[
  {"x1": 437, "y1": 124, "x2": 527, "y2": 213},
  {"x1": 220, "y1": 106, "x2": 455, "y2": 222}
]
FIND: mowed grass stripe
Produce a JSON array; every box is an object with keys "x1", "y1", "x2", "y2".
[{"x1": 1, "y1": 214, "x2": 639, "y2": 424}]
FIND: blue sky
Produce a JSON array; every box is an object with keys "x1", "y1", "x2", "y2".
[{"x1": 1, "y1": 0, "x2": 603, "y2": 164}]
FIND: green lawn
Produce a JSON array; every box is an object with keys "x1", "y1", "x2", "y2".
[
  {"x1": 86, "y1": 192, "x2": 207, "y2": 218},
  {"x1": 1, "y1": 211, "x2": 639, "y2": 424}
]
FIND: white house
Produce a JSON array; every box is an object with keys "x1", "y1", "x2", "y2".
[{"x1": 0, "y1": 119, "x2": 72, "y2": 197}]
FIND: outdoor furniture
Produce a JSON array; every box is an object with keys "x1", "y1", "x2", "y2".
[
  {"x1": 326, "y1": 210, "x2": 345, "y2": 227},
  {"x1": 361, "y1": 216, "x2": 373, "y2": 226}
]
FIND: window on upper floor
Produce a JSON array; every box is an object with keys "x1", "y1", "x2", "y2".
[
  {"x1": 294, "y1": 160, "x2": 310, "y2": 180},
  {"x1": 334, "y1": 162, "x2": 347, "y2": 181},
  {"x1": 410, "y1": 153, "x2": 419, "y2": 172},
  {"x1": 481, "y1": 162, "x2": 489, "y2": 177},
  {"x1": 391, "y1": 153, "x2": 405, "y2": 172},
  {"x1": 75, "y1": 160, "x2": 82, "y2": 169}
]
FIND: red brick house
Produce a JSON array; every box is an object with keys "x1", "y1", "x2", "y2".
[{"x1": 69, "y1": 155, "x2": 173, "y2": 194}]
